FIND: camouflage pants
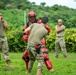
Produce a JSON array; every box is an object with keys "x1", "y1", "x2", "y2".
[
  {"x1": 27, "y1": 44, "x2": 44, "y2": 70},
  {"x1": 55, "y1": 37, "x2": 67, "y2": 57},
  {"x1": 0, "y1": 37, "x2": 10, "y2": 61}
]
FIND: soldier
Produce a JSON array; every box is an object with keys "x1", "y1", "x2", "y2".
[
  {"x1": 24, "y1": 17, "x2": 49, "y2": 75},
  {"x1": 55, "y1": 19, "x2": 67, "y2": 58},
  {"x1": 22, "y1": 11, "x2": 54, "y2": 73},
  {"x1": 0, "y1": 13, "x2": 11, "y2": 66}
]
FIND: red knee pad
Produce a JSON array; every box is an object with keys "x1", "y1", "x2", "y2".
[
  {"x1": 23, "y1": 50, "x2": 29, "y2": 56},
  {"x1": 22, "y1": 50, "x2": 29, "y2": 62},
  {"x1": 44, "y1": 60, "x2": 52, "y2": 70},
  {"x1": 44, "y1": 54, "x2": 49, "y2": 60},
  {"x1": 22, "y1": 50, "x2": 29, "y2": 69}
]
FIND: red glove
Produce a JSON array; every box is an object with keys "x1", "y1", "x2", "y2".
[
  {"x1": 23, "y1": 35, "x2": 28, "y2": 42},
  {"x1": 45, "y1": 26, "x2": 51, "y2": 33}
]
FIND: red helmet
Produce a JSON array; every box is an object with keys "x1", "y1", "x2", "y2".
[
  {"x1": 28, "y1": 11, "x2": 36, "y2": 23},
  {"x1": 28, "y1": 11, "x2": 36, "y2": 17}
]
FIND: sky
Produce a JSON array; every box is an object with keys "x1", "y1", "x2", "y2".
[{"x1": 29, "y1": 0, "x2": 76, "y2": 9}]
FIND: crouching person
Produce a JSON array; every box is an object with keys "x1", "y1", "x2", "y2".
[
  {"x1": 24, "y1": 17, "x2": 49, "y2": 75},
  {"x1": 0, "y1": 13, "x2": 11, "y2": 66}
]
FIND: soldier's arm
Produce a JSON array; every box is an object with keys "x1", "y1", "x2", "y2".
[
  {"x1": 3, "y1": 22, "x2": 9, "y2": 29},
  {"x1": 56, "y1": 26, "x2": 59, "y2": 33},
  {"x1": 58, "y1": 25, "x2": 65, "y2": 32},
  {"x1": 56, "y1": 25, "x2": 65, "y2": 33},
  {"x1": 24, "y1": 27, "x2": 31, "y2": 33}
]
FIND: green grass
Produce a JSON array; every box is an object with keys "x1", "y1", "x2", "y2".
[{"x1": 0, "y1": 52, "x2": 76, "y2": 75}]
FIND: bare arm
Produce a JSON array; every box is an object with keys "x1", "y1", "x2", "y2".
[
  {"x1": 56, "y1": 26, "x2": 60, "y2": 33},
  {"x1": 56, "y1": 25, "x2": 65, "y2": 33},
  {"x1": 24, "y1": 27, "x2": 31, "y2": 33},
  {"x1": 3, "y1": 22, "x2": 9, "y2": 29}
]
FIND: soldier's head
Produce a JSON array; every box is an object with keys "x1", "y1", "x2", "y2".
[
  {"x1": 28, "y1": 11, "x2": 36, "y2": 23},
  {"x1": 41, "y1": 17, "x2": 49, "y2": 25},
  {"x1": 58, "y1": 19, "x2": 62, "y2": 26}
]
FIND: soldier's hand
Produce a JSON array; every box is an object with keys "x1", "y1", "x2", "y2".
[
  {"x1": 0, "y1": 16, "x2": 2, "y2": 21},
  {"x1": 4, "y1": 23, "x2": 9, "y2": 29}
]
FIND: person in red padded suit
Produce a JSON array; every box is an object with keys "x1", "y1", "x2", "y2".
[{"x1": 22, "y1": 11, "x2": 54, "y2": 72}]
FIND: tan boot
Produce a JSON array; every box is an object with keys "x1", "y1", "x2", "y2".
[
  {"x1": 36, "y1": 69, "x2": 43, "y2": 75},
  {"x1": 64, "y1": 55, "x2": 67, "y2": 58},
  {"x1": 55, "y1": 55, "x2": 58, "y2": 58},
  {"x1": 50, "y1": 68, "x2": 54, "y2": 73},
  {"x1": 26, "y1": 69, "x2": 31, "y2": 74},
  {"x1": 6, "y1": 60, "x2": 12, "y2": 67}
]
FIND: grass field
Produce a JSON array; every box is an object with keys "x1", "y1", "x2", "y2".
[{"x1": 0, "y1": 52, "x2": 76, "y2": 75}]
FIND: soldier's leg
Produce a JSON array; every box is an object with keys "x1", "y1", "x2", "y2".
[
  {"x1": 41, "y1": 47, "x2": 54, "y2": 72},
  {"x1": 36, "y1": 48, "x2": 44, "y2": 75},
  {"x1": 55, "y1": 40, "x2": 60, "y2": 58},
  {"x1": 22, "y1": 50, "x2": 29, "y2": 69},
  {"x1": 2, "y1": 37, "x2": 11, "y2": 66},
  {"x1": 0, "y1": 44, "x2": 1, "y2": 61},
  {"x1": 27, "y1": 47, "x2": 36, "y2": 74},
  {"x1": 59, "y1": 39, "x2": 67, "y2": 58},
  {"x1": 0, "y1": 38, "x2": 2, "y2": 64},
  {"x1": 2, "y1": 37, "x2": 10, "y2": 61}
]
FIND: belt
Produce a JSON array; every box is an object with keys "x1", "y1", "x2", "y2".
[{"x1": 28, "y1": 43, "x2": 41, "y2": 48}]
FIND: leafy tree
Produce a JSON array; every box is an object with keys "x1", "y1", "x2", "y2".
[
  {"x1": 31, "y1": 2, "x2": 36, "y2": 5},
  {"x1": 0, "y1": 2, "x2": 5, "y2": 9},
  {"x1": 40, "y1": 2, "x2": 46, "y2": 7}
]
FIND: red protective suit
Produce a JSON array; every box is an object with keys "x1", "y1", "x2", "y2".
[{"x1": 22, "y1": 20, "x2": 53, "y2": 70}]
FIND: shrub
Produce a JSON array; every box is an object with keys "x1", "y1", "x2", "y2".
[
  {"x1": 46, "y1": 26, "x2": 76, "y2": 52},
  {"x1": 6, "y1": 26, "x2": 26, "y2": 52}
]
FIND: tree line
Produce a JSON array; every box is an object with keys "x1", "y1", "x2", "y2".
[{"x1": 0, "y1": 0, "x2": 76, "y2": 28}]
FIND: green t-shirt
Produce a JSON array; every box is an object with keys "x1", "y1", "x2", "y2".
[
  {"x1": 0, "y1": 21, "x2": 5, "y2": 37},
  {"x1": 56, "y1": 25, "x2": 65, "y2": 37},
  {"x1": 28, "y1": 23, "x2": 48, "y2": 46}
]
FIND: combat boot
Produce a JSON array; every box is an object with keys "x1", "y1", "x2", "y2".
[
  {"x1": 26, "y1": 69, "x2": 31, "y2": 74},
  {"x1": 36, "y1": 69, "x2": 43, "y2": 75},
  {"x1": 64, "y1": 55, "x2": 67, "y2": 58},
  {"x1": 6, "y1": 60, "x2": 12, "y2": 67},
  {"x1": 55, "y1": 55, "x2": 58, "y2": 58}
]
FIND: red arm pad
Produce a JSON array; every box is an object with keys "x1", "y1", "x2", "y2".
[
  {"x1": 45, "y1": 26, "x2": 51, "y2": 33},
  {"x1": 24, "y1": 25, "x2": 27, "y2": 30},
  {"x1": 37, "y1": 19, "x2": 42, "y2": 24},
  {"x1": 41, "y1": 38, "x2": 46, "y2": 46},
  {"x1": 45, "y1": 60, "x2": 53, "y2": 70}
]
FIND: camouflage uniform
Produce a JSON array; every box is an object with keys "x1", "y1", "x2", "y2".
[
  {"x1": 55, "y1": 25, "x2": 67, "y2": 57},
  {"x1": 27, "y1": 45, "x2": 44, "y2": 69},
  {"x1": 0, "y1": 21, "x2": 10, "y2": 61},
  {"x1": 27, "y1": 23, "x2": 48, "y2": 70}
]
